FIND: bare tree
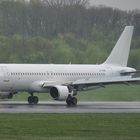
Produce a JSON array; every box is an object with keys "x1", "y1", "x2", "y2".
[{"x1": 42, "y1": 0, "x2": 89, "y2": 7}]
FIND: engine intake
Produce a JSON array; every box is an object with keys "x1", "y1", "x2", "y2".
[{"x1": 50, "y1": 86, "x2": 73, "y2": 101}]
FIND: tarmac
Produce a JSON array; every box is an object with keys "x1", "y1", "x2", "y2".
[{"x1": 0, "y1": 101, "x2": 140, "y2": 113}]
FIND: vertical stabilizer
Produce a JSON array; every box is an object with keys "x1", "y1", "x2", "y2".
[{"x1": 104, "y1": 26, "x2": 134, "y2": 67}]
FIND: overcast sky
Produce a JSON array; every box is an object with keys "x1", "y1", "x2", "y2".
[{"x1": 89, "y1": 0, "x2": 140, "y2": 11}]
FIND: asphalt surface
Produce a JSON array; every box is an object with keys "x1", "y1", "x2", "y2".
[{"x1": 0, "y1": 101, "x2": 140, "y2": 113}]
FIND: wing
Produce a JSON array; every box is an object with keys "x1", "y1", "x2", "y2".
[
  {"x1": 32, "y1": 75, "x2": 140, "y2": 92},
  {"x1": 71, "y1": 75, "x2": 140, "y2": 91}
]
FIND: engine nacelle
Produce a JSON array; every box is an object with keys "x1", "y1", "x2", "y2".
[
  {"x1": 50, "y1": 86, "x2": 73, "y2": 101},
  {"x1": 0, "y1": 92, "x2": 13, "y2": 99}
]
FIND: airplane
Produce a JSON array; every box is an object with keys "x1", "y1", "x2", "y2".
[{"x1": 0, "y1": 26, "x2": 140, "y2": 106}]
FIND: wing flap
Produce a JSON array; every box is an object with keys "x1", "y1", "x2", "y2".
[{"x1": 72, "y1": 76, "x2": 140, "y2": 86}]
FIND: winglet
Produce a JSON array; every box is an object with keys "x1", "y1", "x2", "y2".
[{"x1": 104, "y1": 26, "x2": 134, "y2": 67}]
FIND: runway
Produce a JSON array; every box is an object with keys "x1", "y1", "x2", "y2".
[{"x1": 0, "y1": 101, "x2": 140, "y2": 113}]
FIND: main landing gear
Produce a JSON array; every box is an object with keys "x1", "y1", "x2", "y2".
[
  {"x1": 27, "y1": 93, "x2": 77, "y2": 106},
  {"x1": 28, "y1": 93, "x2": 39, "y2": 104},
  {"x1": 66, "y1": 95, "x2": 77, "y2": 106}
]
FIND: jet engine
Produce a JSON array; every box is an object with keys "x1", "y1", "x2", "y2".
[
  {"x1": 50, "y1": 86, "x2": 73, "y2": 101},
  {"x1": 0, "y1": 92, "x2": 13, "y2": 99}
]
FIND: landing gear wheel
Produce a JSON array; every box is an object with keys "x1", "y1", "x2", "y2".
[
  {"x1": 33, "y1": 96, "x2": 39, "y2": 104},
  {"x1": 66, "y1": 98, "x2": 72, "y2": 106},
  {"x1": 28, "y1": 96, "x2": 34, "y2": 104},
  {"x1": 66, "y1": 96, "x2": 77, "y2": 106},
  {"x1": 71, "y1": 97, "x2": 77, "y2": 106},
  {"x1": 28, "y1": 96, "x2": 39, "y2": 105}
]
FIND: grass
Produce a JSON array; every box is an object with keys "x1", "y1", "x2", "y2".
[
  {"x1": 11, "y1": 84, "x2": 140, "y2": 101},
  {"x1": 1, "y1": 85, "x2": 140, "y2": 140},
  {"x1": 0, "y1": 113, "x2": 140, "y2": 140}
]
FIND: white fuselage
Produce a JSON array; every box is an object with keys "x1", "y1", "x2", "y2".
[
  {"x1": 0, "y1": 26, "x2": 136, "y2": 105},
  {"x1": 0, "y1": 64, "x2": 135, "y2": 93}
]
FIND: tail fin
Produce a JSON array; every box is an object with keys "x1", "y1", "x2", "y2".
[{"x1": 104, "y1": 26, "x2": 134, "y2": 67}]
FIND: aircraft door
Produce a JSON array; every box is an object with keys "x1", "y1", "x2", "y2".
[
  {"x1": 0, "y1": 66, "x2": 12, "y2": 90},
  {"x1": 1, "y1": 66, "x2": 10, "y2": 82}
]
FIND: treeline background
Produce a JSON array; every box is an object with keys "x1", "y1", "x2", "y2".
[{"x1": 0, "y1": 0, "x2": 140, "y2": 68}]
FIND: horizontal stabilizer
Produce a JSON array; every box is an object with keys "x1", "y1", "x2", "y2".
[{"x1": 120, "y1": 70, "x2": 140, "y2": 75}]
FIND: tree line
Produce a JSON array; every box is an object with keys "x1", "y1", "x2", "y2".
[
  {"x1": 0, "y1": 0, "x2": 140, "y2": 69},
  {"x1": 0, "y1": 0, "x2": 140, "y2": 37}
]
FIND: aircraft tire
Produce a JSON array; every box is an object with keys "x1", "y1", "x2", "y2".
[
  {"x1": 71, "y1": 97, "x2": 77, "y2": 106},
  {"x1": 66, "y1": 98, "x2": 72, "y2": 106},
  {"x1": 28, "y1": 96, "x2": 34, "y2": 104},
  {"x1": 66, "y1": 96, "x2": 77, "y2": 106},
  {"x1": 33, "y1": 96, "x2": 39, "y2": 104}
]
